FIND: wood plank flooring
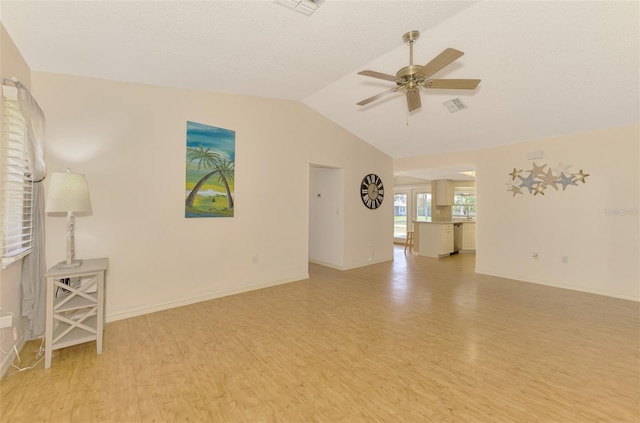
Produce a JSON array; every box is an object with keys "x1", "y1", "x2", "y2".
[{"x1": 1, "y1": 247, "x2": 639, "y2": 422}]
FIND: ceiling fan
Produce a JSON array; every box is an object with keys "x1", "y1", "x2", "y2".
[{"x1": 356, "y1": 30, "x2": 481, "y2": 112}]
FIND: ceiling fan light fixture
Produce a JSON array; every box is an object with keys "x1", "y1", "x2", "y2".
[
  {"x1": 277, "y1": 0, "x2": 324, "y2": 16},
  {"x1": 443, "y1": 98, "x2": 467, "y2": 113}
]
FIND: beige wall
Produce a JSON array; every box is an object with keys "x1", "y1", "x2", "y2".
[
  {"x1": 396, "y1": 124, "x2": 640, "y2": 300},
  {"x1": 0, "y1": 22, "x2": 32, "y2": 375},
  {"x1": 32, "y1": 72, "x2": 394, "y2": 321}
]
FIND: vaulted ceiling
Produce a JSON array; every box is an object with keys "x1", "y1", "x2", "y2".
[{"x1": 2, "y1": 1, "x2": 638, "y2": 161}]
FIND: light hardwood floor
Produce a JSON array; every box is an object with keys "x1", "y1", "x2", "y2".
[{"x1": 1, "y1": 247, "x2": 639, "y2": 422}]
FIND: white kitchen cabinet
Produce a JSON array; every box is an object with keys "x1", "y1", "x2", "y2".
[
  {"x1": 461, "y1": 222, "x2": 476, "y2": 252},
  {"x1": 443, "y1": 224, "x2": 454, "y2": 254},
  {"x1": 415, "y1": 222, "x2": 454, "y2": 258},
  {"x1": 434, "y1": 180, "x2": 454, "y2": 206},
  {"x1": 454, "y1": 222, "x2": 476, "y2": 253}
]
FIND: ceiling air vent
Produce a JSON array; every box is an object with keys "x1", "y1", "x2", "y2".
[
  {"x1": 278, "y1": 0, "x2": 325, "y2": 16},
  {"x1": 443, "y1": 98, "x2": 467, "y2": 113}
]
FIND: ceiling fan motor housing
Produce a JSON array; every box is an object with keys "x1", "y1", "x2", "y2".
[{"x1": 396, "y1": 65, "x2": 427, "y2": 86}]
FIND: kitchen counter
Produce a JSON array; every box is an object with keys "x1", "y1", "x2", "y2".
[
  {"x1": 413, "y1": 221, "x2": 454, "y2": 258},
  {"x1": 413, "y1": 221, "x2": 476, "y2": 258},
  {"x1": 416, "y1": 220, "x2": 475, "y2": 224}
]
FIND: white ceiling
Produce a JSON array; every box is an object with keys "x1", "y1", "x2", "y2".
[{"x1": 2, "y1": 0, "x2": 638, "y2": 165}]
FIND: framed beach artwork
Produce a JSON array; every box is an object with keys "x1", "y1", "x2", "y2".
[{"x1": 185, "y1": 121, "x2": 235, "y2": 218}]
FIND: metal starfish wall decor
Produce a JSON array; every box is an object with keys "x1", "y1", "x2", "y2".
[{"x1": 505, "y1": 162, "x2": 589, "y2": 197}]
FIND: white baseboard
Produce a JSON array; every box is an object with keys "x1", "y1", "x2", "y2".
[
  {"x1": 309, "y1": 256, "x2": 392, "y2": 271},
  {"x1": 0, "y1": 334, "x2": 25, "y2": 380},
  {"x1": 475, "y1": 268, "x2": 640, "y2": 302},
  {"x1": 106, "y1": 273, "x2": 310, "y2": 323},
  {"x1": 308, "y1": 259, "x2": 345, "y2": 270},
  {"x1": 108, "y1": 256, "x2": 394, "y2": 323}
]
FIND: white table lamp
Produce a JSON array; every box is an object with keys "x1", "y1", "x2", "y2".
[{"x1": 46, "y1": 170, "x2": 92, "y2": 268}]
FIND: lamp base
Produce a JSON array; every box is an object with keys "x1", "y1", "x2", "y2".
[{"x1": 56, "y1": 259, "x2": 83, "y2": 269}]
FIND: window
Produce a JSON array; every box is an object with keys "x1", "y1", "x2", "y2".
[
  {"x1": 453, "y1": 192, "x2": 476, "y2": 220},
  {"x1": 1, "y1": 93, "x2": 33, "y2": 266}
]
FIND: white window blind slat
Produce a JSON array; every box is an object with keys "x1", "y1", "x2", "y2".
[
  {"x1": 4, "y1": 238, "x2": 31, "y2": 249},
  {"x1": 2, "y1": 95, "x2": 34, "y2": 266},
  {"x1": 5, "y1": 229, "x2": 33, "y2": 239}
]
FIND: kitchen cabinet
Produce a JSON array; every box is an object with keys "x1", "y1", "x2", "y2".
[
  {"x1": 462, "y1": 222, "x2": 476, "y2": 252},
  {"x1": 434, "y1": 180, "x2": 454, "y2": 206},
  {"x1": 415, "y1": 222, "x2": 454, "y2": 258},
  {"x1": 454, "y1": 222, "x2": 476, "y2": 253}
]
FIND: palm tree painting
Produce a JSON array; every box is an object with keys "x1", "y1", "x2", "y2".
[{"x1": 185, "y1": 121, "x2": 235, "y2": 218}]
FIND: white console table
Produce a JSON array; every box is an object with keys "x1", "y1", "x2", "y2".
[{"x1": 45, "y1": 257, "x2": 108, "y2": 368}]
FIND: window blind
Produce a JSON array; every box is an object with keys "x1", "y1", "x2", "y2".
[{"x1": 1, "y1": 93, "x2": 33, "y2": 266}]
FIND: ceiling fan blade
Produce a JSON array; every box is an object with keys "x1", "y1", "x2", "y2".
[
  {"x1": 419, "y1": 48, "x2": 464, "y2": 78},
  {"x1": 357, "y1": 87, "x2": 400, "y2": 106},
  {"x1": 425, "y1": 79, "x2": 481, "y2": 89},
  {"x1": 406, "y1": 90, "x2": 421, "y2": 112},
  {"x1": 357, "y1": 70, "x2": 398, "y2": 82}
]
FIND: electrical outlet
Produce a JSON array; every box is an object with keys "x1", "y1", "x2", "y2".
[
  {"x1": 0, "y1": 314, "x2": 13, "y2": 328},
  {"x1": 532, "y1": 252, "x2": 539, "y2": 260}
]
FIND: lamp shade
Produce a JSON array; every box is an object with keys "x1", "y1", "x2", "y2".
[{"x1": 45, "y1": 171, "x2": 92, "y2": 213}]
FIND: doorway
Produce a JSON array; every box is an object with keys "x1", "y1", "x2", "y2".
[
  {"x1": 392, "y1": 168, "x2": 476, "y2": 251},
  {"x1": 393, "y1": 187, "x2": 434, "y2": 244},
  {"x1": 309, "y1": 164, "x2": 344, "y2": 267}
]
